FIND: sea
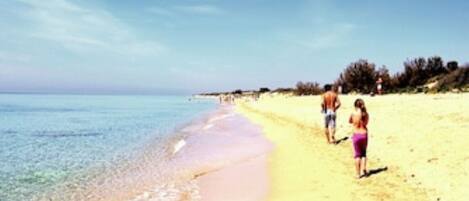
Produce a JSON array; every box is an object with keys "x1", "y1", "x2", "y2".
[{"x1": 0, "y1": 94, "x2": 217, "y2": 201}]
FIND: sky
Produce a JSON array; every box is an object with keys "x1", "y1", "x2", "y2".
[{"x1": 0, "y1": 0, "x2": 468, "y2": 94}]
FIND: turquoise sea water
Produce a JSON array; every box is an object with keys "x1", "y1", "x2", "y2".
[{"x1": 0, "y1": 94, "x2": 215, "y2": 200}]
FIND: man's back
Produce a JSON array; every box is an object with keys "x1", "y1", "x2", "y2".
[{"x1": 323, "y1": 91, "x2": 339, "y2": 111}]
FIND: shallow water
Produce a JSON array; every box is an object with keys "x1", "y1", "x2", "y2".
[
  {"x1": 0, "y1": 94, "x2": 215, "y2": 201},
  {"x1": 127, "y1": 106, "x2": 273, "y2": 201}
]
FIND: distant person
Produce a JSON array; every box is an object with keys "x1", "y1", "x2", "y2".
[
  {"x1": 230, "y1": 94, "x2": 235, "y2": 104},
  {"x1": 338, "y1": 85, "x2": 343, "y2": 94},
  {"x1": 376, "y1": 77, "x2": 383, "y2": 95},
  {"x1": 349, "y1": 98, "x2": 369, "y2": 179},
  {"x1": 321, "y1": 84, "x2": 341, "y2": 144}
]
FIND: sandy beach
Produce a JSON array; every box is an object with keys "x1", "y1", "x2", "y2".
[
  {"x1": 184, "y1": 106, "x2": 272, "y2": 201},
  {"x1": 235, "y1": 93, "x2": 469, "y2": 201}
]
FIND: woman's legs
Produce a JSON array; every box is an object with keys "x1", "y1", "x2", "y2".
[
  {"x1": 355, "y1": 157, "x2": 368, "y2": 178},
  {"x1": 353, "y1": 134, "x2": 368, "y2": 178},
  {"x1": 361, "y1": 157, "x2": 367, "y2": 176},
  {"x1": 355, "y1": 158, "x2": 361, "y2": 178}
]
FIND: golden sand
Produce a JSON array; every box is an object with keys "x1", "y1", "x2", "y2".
[{"x1": 237, "y1": 93, "x2": 469, "y2": 201}]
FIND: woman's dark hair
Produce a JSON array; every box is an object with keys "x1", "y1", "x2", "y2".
[{"x1": 354, "y1": 98, "x2": 368, "y2": 119}]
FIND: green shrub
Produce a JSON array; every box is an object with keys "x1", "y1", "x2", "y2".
[
  {"x1": 295, "y1": 81, "x2": 322, "y2": 96},
  {"x1": 259, "y1": 88, "x2": 270, "y2": 93},
  {"x1": 435, "y1": 66, "x2": 469, "y2": 91},
  {"x1": 336, "y1": 59, "x2": 377, "y2": 93}
]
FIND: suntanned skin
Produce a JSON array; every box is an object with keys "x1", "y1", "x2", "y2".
[
  {"x1": 322, "y1": 91, "x2": 340, "y2": 112},
  {"x1": 349, "y1": 108, "x2": 369, "y2": 178},
  {"x1": 321, "y1": 89, "x2": 341, "y2": 144},
  {"x1": 350, "y1": 109, "x2": 368, "y2": 134}
]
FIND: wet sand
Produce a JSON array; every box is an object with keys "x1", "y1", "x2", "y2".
[
  {"x1": 238, "y1": 93, "x2": 469, "y2": 201},
  {"x1": 183, "y1": 106, "x2": 272, "y2": 201},
  {"x1": 197, "y1": 155, "x2": 269, "y2": 201}
]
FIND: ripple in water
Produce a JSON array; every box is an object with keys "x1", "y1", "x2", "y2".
[{"x1": 0, "y1": 94, "x2": 215, "y2": 201}]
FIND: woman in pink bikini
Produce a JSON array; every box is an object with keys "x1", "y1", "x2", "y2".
[{"x1": 349, "y1": 98, "x2": 369, "y2": 179}]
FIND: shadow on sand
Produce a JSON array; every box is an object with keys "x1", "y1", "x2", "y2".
[
  {"x1": 335, "y1": 136, "x2": 349, "y2": 145},
  {"x1": 365, "y1": 166, "x2": 388, "y2": 178}
]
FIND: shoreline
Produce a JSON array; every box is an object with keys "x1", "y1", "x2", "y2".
[
  {"x1": 29, "y1": 103, "x2": 273, "y2": 201},
  {"x1": 125, "y1": 105, "x2": 273, "y2": 201},
  {"x1": 187, "y1": 106, "x2": 273, "y2": 201},
  {"x1": 31, "y1": 104, "x2": 219, "y2": 201}
]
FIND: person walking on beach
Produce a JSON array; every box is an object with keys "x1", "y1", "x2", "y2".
[
  {"x1": 349, "y1": 98, "x2": 369, "y2": 179},
  {"x1": 321, "y1": 84, "x2": 341, "y2": 144},
  {"x1": 376, "y1": 77, "x2": 383, "y2": 95}
]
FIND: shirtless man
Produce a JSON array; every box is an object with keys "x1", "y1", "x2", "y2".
[{"x1": 321, "y1": 85, "x2": 341, "y2": 144}]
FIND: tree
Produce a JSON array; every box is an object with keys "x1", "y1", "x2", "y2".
[
  {"x1": 233, "y1": 89, "x2": 243, "y2": 94},
  {"x1": 400, "y1": 57, "x2": 427, "y2": 87},
  {"x1": 259, "y1": 88, "x2": 270, "y2": 93},
  {"x1": 340, "y1": 59, "x2": 376, "y2": 93},
  {"x1": 435, "y1": 65, "x2": 469, "y2": 91},
  {"x1": 426, "y1": 56, "x2": 446, "y2": 78},
  {"x1": 446, "y1": 61, "x2": 459, "y2": 72},
  {"x1": 394, "y1": 56, "x2": 448, "y2": 89},
  {"x1": 295, "y1": 81, "x2": 322, "y2": 95}
]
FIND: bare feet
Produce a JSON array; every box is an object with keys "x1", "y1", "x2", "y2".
[
  {"x1": 362, "y1": 170, "x2": 368, "y2": 177},
  {"x1": 355, "y1": 170, "x2": 368, "y2": 179},
  {"x1": 356, "y1": 173, "x2": 368, "y2": 179}
]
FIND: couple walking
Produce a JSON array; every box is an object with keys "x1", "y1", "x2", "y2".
[{"x1": 321, "y1": 85, "x2": 369, "y2": 179}]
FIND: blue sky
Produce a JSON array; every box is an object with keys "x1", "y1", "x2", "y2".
[{"x1": 0, "y1": 0, "x2": 468, "y2": 94}]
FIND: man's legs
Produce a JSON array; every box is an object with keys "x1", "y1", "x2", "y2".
[
  {"x1": 324, "y1": 115, "x2": 331, "y2": 143},
  {"x1": 324, "y1": 128, "x2": 330, "y2": 143},
  {"x1": 329, "y1": 114, "x2": 336, "y2": 144},
  {"x1": 329, "y1": 126, "x2": 336, "y2": 143}
]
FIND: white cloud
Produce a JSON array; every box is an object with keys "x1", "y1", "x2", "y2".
[
  {"x1": 174, "y1": 5, "x2": 224, "y2": 15},
  {"x1": 0, "y1": 51, "x2": 31, "y2": 62},
  {"x1": 16, "y1": 0, "x2": 166, "y2": 56},
  {"x1": 281, "y1": 23, "x2": 356, "y2": 50},
  {"x1": 147, "y1": 4, "x2": 224, "y2": 16},
  {"x1": 146, "y1": 7, "x2": 176, "y2": 16}
]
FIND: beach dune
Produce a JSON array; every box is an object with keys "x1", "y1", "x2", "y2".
[{"x1": 237, "y1": 93, "x2": 469, "y2": 201}]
